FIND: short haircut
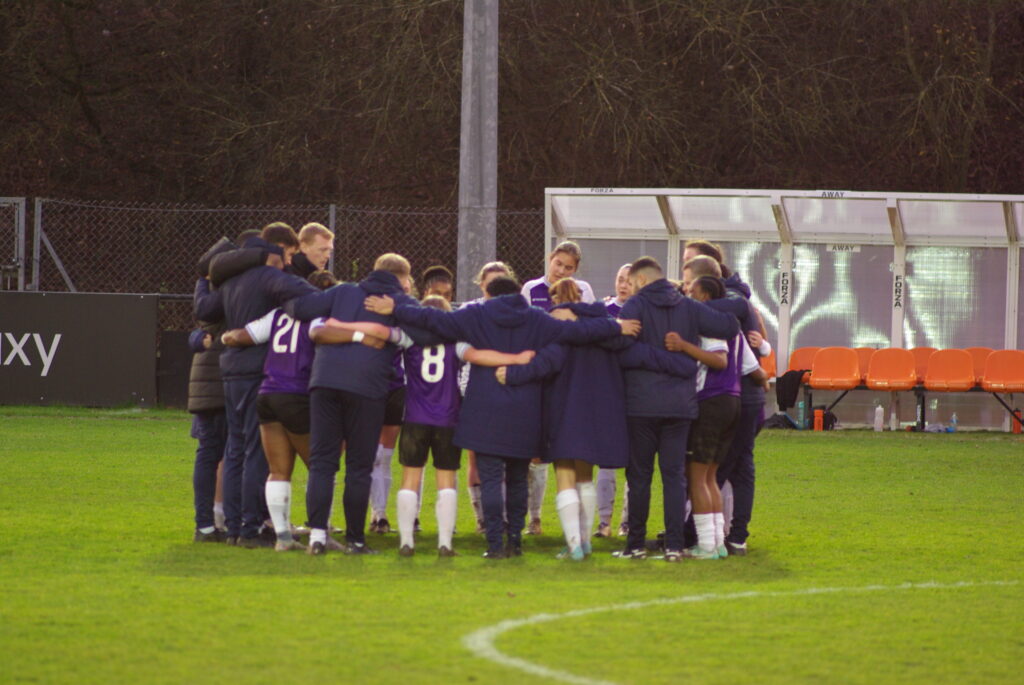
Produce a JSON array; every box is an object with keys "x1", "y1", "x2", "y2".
[
  {"x1": 235, "y1": 229, "x2": 261, "y2": 247},
  {"x1": 485, "y1": 275, "x2": 521, "y2": 298},
  {"x1": 307, "y1": 270, "x2": 338, "y2": 291},
  {"x1": 298, "y1": 222, "x2": 334, "y2": 244},
  {"x1": 421, "y1": 294, "x2": 453, "y2": 312},
  {"x1": 682, "y1": 255, "x2": 722, "y2": 279},
  {"x1": 549, "y1": 277, "x2": 581, "y2": 304},
  {"x1": 693, "y1": 275, "x2": 726, "y2": 300},
  {"x1": 422, "y1": 265, "x2": 453, "y2": 286},
  {"x1": 261, "y1": 222, "x2": 299, "y2": 249},
  {"x1": 474, "y1": 261, "x2": 516, "y2": 285},
  {"x1": 373, "y1": 253, "x2": 411, "y2": 277},
  {"x1": 628, "y1": 256, "x2": 663, "y2": 279},
  {"x1": 549, "y1": 240, "x2": 583, "y2": 266},
  {"x1": 684, "y1": 239, "x2": 733, "y2": 278}
]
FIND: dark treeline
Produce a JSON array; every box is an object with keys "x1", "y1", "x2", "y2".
[{"x1": 2, "y1": 0, "x2": 1022, "y2": 207}]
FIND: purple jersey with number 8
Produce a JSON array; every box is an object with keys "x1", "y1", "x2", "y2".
[{"x1": 402, "y1": 343, "x2": 462, "y2": 427}]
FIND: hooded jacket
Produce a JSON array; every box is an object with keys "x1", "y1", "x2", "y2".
[
  {"x1": 619, "y1": 278, "x2": 739, "y2": 418},
  {"x1": 391, "y1": 294, "x2": 622, "y2": 459},
  {"x1": 716, "y1": 272, "x2": 766, "y2": 405},
  {"x1": 503, "y1": 301, "x2": 698, "y2": 466},
  {"x1": 285, "y1": 252, "x2": 318, "y2": 280},
  {"x1": 193, "y1": 264, "x2": 317, "y2": 380},
  {"x1": 285, "y1": 270, "x2": 419, "y2": 400}
]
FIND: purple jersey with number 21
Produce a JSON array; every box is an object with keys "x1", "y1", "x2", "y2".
[
  {"x1": 402, "y1": 343, "x2": 462, "y2": 427},
  {"x1": 257, "y1": 310, "x2": 315, "y2": 396}
]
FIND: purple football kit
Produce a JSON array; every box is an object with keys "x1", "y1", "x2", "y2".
[
  {"x1": 403, "y1": 342, "x2": 465, "y2": 428},
  {"x1": 244, "y1": 309, "x2": 320, "y2": 396}
]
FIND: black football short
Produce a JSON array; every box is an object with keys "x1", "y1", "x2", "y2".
[
  {"x1": 256, "y1": 392, "x2": 311, "y2": 435},
  {"x1": 687, "y1": 394, "x2": 740, "y2": 465},
  {"x1": 398, "y1": 422, "x2": 461, "y2": 470},
  {"x1": 383, "y1": 386, "x2": 406, "y2": 427}
]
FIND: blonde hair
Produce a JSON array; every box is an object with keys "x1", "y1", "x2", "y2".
[
  {"x1": 298, "y1": 222, "x2": 334, "y2": 244},
  {"x1": 549, "y1": 278, "x2": 582, "y2": 304},
  {"x1": 548, "y1": 240, "x2": 583, "y2": 267},
  {"x1": 682, "y1": 255, "x2": 722, "y2": 278},
  {"x1": 473, "y1": 261, "x2": 516, "y2": 285},
  {"x1": 421, "y1": 295, "x2": 453, "y2": 312},
  {"x1": 373, "y1": 253, "x2": 411, "y2": 277}
]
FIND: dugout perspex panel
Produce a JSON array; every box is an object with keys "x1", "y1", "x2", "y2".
[
  {"x1": 0, "y1": 292, "x2": 158, "y2": 406},
  {"x1": 544, "y1": 188, "x2": 1024, "y2": 429}
]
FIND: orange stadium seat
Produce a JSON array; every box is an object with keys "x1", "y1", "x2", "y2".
[
  {"x1": 808, "y1": 347, "x2": 861, "y2": 390},
  {"x1": 964, "y1": 347, "x2": 994, "y2": 384},
  {"x1": 910, "y1": 347, "x2": 937, "y2": 384},
  {"x1": 865, "y1": 348, "x2": 917, "y2": 391},
  {"x1": 980, "y1": 350, "x2": 1024, "y2": 393},
  {"x1": 759, "y1": 349, "x2": 777, "y2": 379},
  {"x1": 923, "y1": 349, "x2": 976, "y2": 392},
  {"x1": 854, "y1": 347, "x2": 875, "y2": 382},
  {"x1": 788, "y1": 346, "x2": 820, "y2": 384}
]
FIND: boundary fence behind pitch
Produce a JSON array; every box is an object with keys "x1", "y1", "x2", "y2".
[{"x1": 4, "y1": 199, "x2": 544, "y2": 331}]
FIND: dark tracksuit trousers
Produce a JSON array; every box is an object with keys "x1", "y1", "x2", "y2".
[
  {"x1": 476, "y1": 453, "x2": 531, "y2": 553},
  {"x1": 717, "y1": 400, "x2": 764, "y2": 544},
  {"x1": 191, "y1": 410, "x2": 227, "y2": 530},
  {"x1": 223, "y1": 378, "x2": 270, "y2": 539},
  {"x1": 306, "y1": 387, "x2": 386, "y2": 545},
  {"x1": 626, "y1": 416, "x2": 691, "y2": 552}
]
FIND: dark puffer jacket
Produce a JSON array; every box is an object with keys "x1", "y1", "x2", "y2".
[{"x1": 187, "y1": 322, "x2": 225, "y2": 414}]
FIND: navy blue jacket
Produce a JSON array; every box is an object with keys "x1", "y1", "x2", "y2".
[
  {"x1": 717, "y1": 273, "x2": 766, "y2": 405},
  {"x1": 620, "y1": 278, "x2": 739, "y2": 418},
  {"x1": 504, "y1": 302, "x2": 698, "y2": 467},
  {"x1": 193, "y1": 269, "x2": 316, "y2": 380},
  {"x1": 285, "y1": 270, "x2": 419, "y2": 400},
  {"x1": 392, "y1": 294, "x2": 622, "y2": 459}
]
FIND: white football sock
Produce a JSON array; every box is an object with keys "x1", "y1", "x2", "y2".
[
  {"x1": 721, "y1": 482, "x2": 734, "y2": 538},
  {"x1": 310, "y1": 528, "x2": 327, "y2": 546},
  {"x1": 436, "y1": 489, "x2": 457, "y2": 549},
  {"x1": 714, "y1": 512, "x2": 725, "y2": 548},
  {"x1": 555, "y1": 489, "x2": 581, "y2": 551},
  {"x1": 528, "y1": 462, "x2": 548, "y2": 520},
  {"x1": 576, "y1": 481, "x2": 597, "y2": 545},
  {"x1": 265, "y1": 480, "x2": 292, "y2": 539},
  {"x1": 396, "y1": 489, "x2": 418, "y2": 548},
  {"x1": 694, "y1": 513, "x2": 715, "y2": 553},
  {"x1": 370, "y1": 445, "x2": 394, "y2": 519},
  {"x1": 416, "y1": 470, "x2": 426, "y2": 517}
]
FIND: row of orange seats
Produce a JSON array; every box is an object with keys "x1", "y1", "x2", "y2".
[{"x1": 786, "y1": 346, "x2": 1024, "y2": 393}]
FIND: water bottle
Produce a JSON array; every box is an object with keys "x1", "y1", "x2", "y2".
[
  {"x1": 797, "y1": 400, "x2": 806, "y2": 430},
  {"x1": 889, "y1": 407, "x2": 898, "y2": 432},
  {"x1": 873, "y1": 405, "x2": 884, "y2": 432},
  {"x1": 950, "y1": 412, "x2": 958, "y2": 432}
]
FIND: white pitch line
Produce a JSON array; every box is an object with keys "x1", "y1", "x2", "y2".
[{"x1": 462, "y1": 580, "x2": 1019, "y2": 685}]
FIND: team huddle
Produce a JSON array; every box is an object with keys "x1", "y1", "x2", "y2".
[{"x1": 187, "y1": 221, "x2": 771, "y2": 560}]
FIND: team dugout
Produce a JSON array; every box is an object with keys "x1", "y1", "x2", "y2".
[{"x1": 544, "y1": 188, "x2": 1024, "y2": 430}]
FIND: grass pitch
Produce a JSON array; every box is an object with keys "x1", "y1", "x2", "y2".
[{"x1": 0, "y1": 406, "x2": 1021, "y2": 684}]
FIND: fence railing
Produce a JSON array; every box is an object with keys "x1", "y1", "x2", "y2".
[{"x1": 9, "y1": 198, "x2": 544, "y2": 330}]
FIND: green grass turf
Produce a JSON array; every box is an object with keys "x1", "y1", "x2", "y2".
[{"x1": 0, "y1": 406, "x2": 1021, "y2": 684}]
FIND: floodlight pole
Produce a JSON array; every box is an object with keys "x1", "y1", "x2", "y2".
[{"x1": 455, "y1": 0, "x2": 499, "y2": 301}]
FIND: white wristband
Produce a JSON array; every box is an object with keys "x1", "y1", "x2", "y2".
[{"x1": 353, "y1": 331, "x2": 365, "y2": 343}]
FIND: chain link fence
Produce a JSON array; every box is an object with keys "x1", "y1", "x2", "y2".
[
  {"x1": 33, "y1": 198, "x2": 543, "y2": 330},
  {"x1": 0, "y1": 198, "x2": 26, "y2": 291}
]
